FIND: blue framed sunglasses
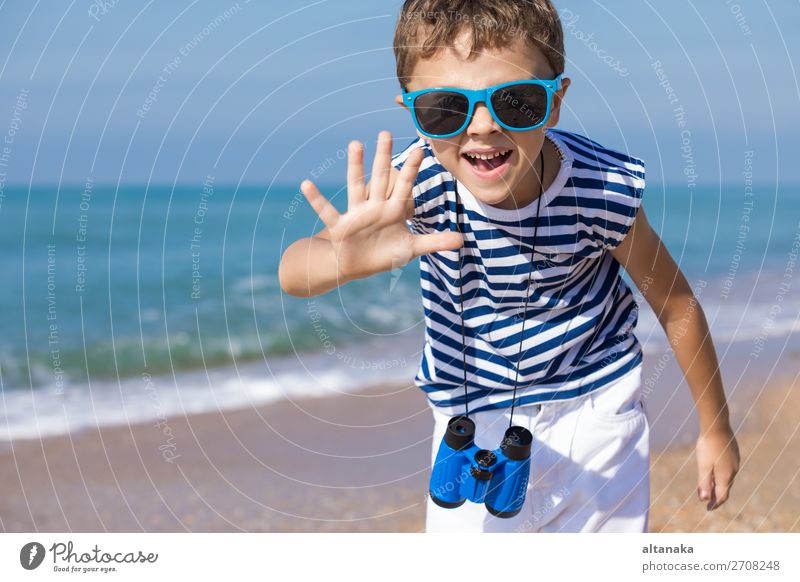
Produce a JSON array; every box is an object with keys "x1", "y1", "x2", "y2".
[{"x1": 402, "y1": 75, "x2": 563, "y2": 138}]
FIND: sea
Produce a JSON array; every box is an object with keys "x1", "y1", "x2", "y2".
[{"x1": 1, "y1": 182, "x2": 799, "y2": 442}]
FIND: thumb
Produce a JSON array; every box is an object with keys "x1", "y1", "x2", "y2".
[
  {"x1": 411, "y1": 231, "x2": 464, "y2": 258},
  {"x1": 697, "y1": 462, "x2": 714, "y2": 504}
]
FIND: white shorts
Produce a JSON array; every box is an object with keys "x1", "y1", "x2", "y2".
[{"x1": 425, "y1": 366, "x2": 650, "y2": 532}]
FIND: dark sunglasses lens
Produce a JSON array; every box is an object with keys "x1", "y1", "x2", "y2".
[
  {"x1": 413, "y1": 91, "x2": 469, "y2": 136},
  {"x1": 490, "y1": 84, "x2": 548, "y2": 128}
]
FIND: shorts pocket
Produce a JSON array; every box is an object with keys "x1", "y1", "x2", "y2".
[{"x1": 587, "y1": 375, "x2": 645, "y2": 423}]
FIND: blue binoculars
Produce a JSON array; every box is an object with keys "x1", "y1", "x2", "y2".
[{"x1": 429, "y1": 415, "x2": 533, "y2": 518}]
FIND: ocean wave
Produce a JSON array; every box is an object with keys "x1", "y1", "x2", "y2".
[{"x1": 0, "y1": 334, "x2": 422, "y2": 441}]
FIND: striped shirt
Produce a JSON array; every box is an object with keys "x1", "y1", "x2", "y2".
[{"x1": 391, "y1": 128, "x2": 646, "y2": 416}]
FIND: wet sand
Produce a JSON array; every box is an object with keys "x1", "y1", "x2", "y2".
[
  {"x1": 0, "y1": 381, "x2": 430, "y2": 532},
  {"x1": 1, "y1": 361, "x2": 798, "y2": 532}
]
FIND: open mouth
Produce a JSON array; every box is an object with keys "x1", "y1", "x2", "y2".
[{"x1": 462, "y1": 149, "x2": 513, "y2": 179}]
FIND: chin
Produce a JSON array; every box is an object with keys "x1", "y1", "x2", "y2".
[
  {"x1": 465, "y1": 180, "x2": 513, "y2": 204},
  {"x1": 453, "y1": 165, "x2": 519, "y2": 200}
]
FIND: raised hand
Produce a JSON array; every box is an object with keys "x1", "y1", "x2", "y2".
[{"x1": 300, "y1": 131, "x2": 464, "y2": 282}]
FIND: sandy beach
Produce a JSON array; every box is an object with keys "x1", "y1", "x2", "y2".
[
  {"x1": 649, "y1": 375, "x2": 800, "y2": 532},
  {"x1": 1, "y1": 362, "x2": 798, "y2": 533}
]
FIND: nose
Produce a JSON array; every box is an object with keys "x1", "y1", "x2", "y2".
[{"x1": 466, "y1": 102, "x2": 501, "y2": 137}]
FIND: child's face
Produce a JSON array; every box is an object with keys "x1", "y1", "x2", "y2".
[{"x1": 396, "y1": 33, "x2": 569, "y2": 209}]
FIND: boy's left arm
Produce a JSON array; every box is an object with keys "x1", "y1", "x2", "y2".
[{"x1": 611, "y1": 207, "x2": 740, "y2": 511}]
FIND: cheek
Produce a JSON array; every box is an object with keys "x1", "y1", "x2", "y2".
[
  {"x1": 512, "y1": 134, "x2": 545, "y2": 164},
  {"x1": 429, "y1": 140, "x2": 462, "y2": 164}
]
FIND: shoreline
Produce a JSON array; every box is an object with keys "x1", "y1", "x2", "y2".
[
  {"x1": 1, "y1": 357, "x2": 798, "y2": 532},
  {"x1": 0, "y1": 381, "x2": 431, "y2": 532}
]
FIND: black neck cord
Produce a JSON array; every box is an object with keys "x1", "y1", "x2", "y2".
[{"x1": 453, "y1": 150, "x2": 544, "y2": 428}]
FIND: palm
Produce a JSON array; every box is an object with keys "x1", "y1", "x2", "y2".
[
  {"x1": 326, "y1": 200, "x2": 416, "y2": 280},
  {"x1": 300, "y1": 131, "x2": 463, "y2": 281}
]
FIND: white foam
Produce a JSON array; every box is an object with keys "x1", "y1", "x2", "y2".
[{"x1": 0, "y1": 334, "x2": 421, "y2": 442}]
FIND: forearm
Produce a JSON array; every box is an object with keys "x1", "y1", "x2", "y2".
[
  {"x1": 279, "y1": 236, "x2": 352, "y2": 297},
  {"x1": 659, "y1": 291, "x2": 731, "y2": 434}
]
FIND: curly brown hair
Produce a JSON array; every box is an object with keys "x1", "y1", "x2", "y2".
[{"x1": 393, "y1": 0, "x2": 565, "y2": 89}]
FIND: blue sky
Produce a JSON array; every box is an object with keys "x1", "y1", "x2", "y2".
[{"x1": 0, "y1": 0, "x2": 798, "y2": 187}]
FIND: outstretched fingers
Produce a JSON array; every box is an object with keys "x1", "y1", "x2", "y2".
[
  {"x1": 300, "y1": 179, "x2": 340, "y2": 229},
  {"x1": 347, "y1": 140, "x2": 367, "y2": 207},
  {"x1": 368, "y1": 131, "x2": 392, "y2": 201},
  {"x1": 389, "y1": 147, "x2": 424, "y2": 209}
]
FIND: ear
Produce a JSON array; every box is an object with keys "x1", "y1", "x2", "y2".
[{"x1": 545, "y1": 77, "x2": 570, "y2": 128}]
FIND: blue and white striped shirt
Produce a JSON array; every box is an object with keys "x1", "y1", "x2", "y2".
[{"x1": 391, "y1": 128, "x2": 646, "y2": 415}]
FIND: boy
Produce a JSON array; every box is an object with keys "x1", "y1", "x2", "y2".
[{"x1": 279, "y1": 0, "x2": 739, "y2": 532}]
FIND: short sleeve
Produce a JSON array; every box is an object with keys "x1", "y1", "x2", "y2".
[{"x1": 593, "y1": 155, "x2": 645, "y2": 251}]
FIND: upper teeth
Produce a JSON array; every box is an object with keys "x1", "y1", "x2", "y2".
[{"x1": 466, "y1": 150, "x2": 511, "y2": 160}]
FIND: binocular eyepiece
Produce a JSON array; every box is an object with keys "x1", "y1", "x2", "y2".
[{"x1": 429, "y1": 416, "x2": 533, "y2": 518}]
